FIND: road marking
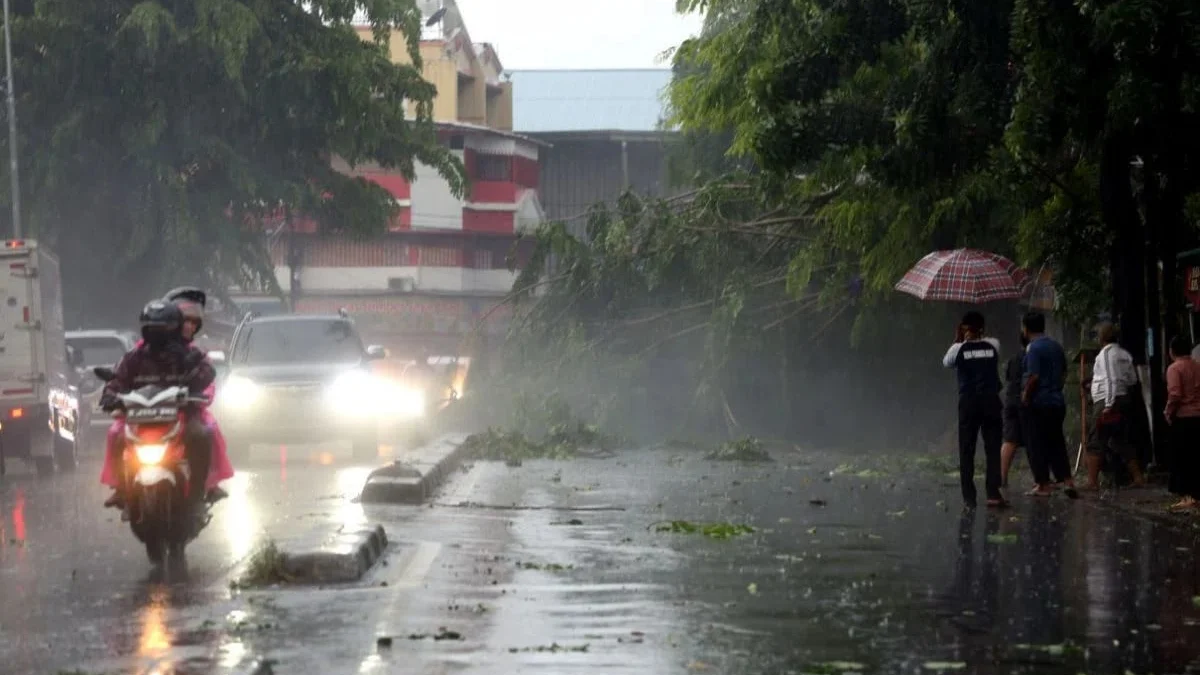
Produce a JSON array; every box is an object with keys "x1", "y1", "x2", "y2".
[{"x1": 391, "y1": 540, "x2": 441, "y2": 589}]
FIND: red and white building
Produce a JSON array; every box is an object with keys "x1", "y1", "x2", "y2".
[{"x1": 242, "y1": 1, "x2": 546, "y2": 354}]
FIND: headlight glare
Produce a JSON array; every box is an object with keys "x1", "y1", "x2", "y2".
[
  {"x1": 135, "y1": 444, "x2": 168, "y2": 465},
  {"x1": 220, "y1": 375, "x2": 262, "y2": 408},
  {"x1": 326, "y1": 371, "x2": 380, "y2": 416}
]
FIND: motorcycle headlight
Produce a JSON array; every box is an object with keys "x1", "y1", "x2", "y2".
[
  {"x1": 220, "y1": 375, "x2": 262, "y2": 409},
  {"x1": 135, "y1": 444, "x2": 168, "y2": 465}
]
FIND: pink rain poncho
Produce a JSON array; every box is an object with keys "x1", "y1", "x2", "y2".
[{"x1": 99, "y1": 362, "x2": 234, "y2": 491}]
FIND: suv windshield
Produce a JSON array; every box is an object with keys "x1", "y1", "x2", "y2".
[
  {"x1": 238, "y1": 320, "x2": 363, "y2": 365},
  {"x1": 68, "y1": 337, "x2": 129, "y2": 367}
]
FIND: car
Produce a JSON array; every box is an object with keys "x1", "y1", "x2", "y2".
[
  {"x1": 211, "y1": 311, "x2": 413, "y2": 460},
  {"x1": 65, "y1": 330, "x2": 139, "y2": 432}
]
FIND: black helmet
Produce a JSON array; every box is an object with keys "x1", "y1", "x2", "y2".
[
  {"x1": 139, "y1": 300, "x2": 182, "y2": 349},
  {"x1": 163, "y1": 286, "x2": 206, "y2": 336}
]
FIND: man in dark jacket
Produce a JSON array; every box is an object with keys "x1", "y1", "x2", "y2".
[
  {"x1": 101, "y1": 301, "x2": 216, "y2": 518},
  {"x1": 942, "y1": 311, "x2": 1006, "y2": 508}
]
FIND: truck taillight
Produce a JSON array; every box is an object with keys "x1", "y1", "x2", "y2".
[
  {"x1": 10, "y1": 407, "x2": 23, "y2": 419},
  {"x1": 4, "y1": 240, "x2": 24, "y2": 248}
]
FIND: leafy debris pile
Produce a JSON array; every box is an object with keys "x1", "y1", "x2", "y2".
[
  {"x1": 508, "y1": 643, "x2": 590, "y2": 654},
  {"x1": 232, "y1": 539, "x2": 293, "y2": 589},
  {"x1": 461, "y1": 423, "x2": 618, "y2": 466},
  {"x1": 705, "y1": 436, "x2": 772, "y2": 462},
  {"x1": 653, "y1": 520, "x2": 756, "y2": 540}
]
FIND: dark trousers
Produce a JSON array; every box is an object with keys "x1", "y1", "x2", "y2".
[
  {"x1": 109, "y1": 416, "x2": 212, "y2": 506},
  {"x1": 1087, "y1": 397, "x2": 1138, "y2": 464},
  {"x1": 958, "y1": 394, "x2": 1003, "y2": 502},
  {"x1": 1027, "y1": 405, "x2": 1071, "y2": 485},
  {"x1": 1169, "y1": 416, "x2": 1200, "y2": 499}
]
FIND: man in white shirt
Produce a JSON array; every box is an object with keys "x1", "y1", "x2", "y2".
[{"x1": 1084, "y1": 322, "x2": 1145, "y2": 489}]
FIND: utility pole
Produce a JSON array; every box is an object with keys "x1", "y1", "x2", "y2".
[{"x1": 2, "y1": 0, "x2": 19, "y2": 239}]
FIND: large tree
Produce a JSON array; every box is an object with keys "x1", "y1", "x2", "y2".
[{"x1": 0, "y1": 0, "x2": 465, "y2": 322}]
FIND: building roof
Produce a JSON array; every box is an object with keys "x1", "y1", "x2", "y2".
[
  {"x1": 509, "y1": 69, "x2": 673, "y2": 133},
  {"x1": 435, "y1": 121, "x2": 552, "y2": 147}
]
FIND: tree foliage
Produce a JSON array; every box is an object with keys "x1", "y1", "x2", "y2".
[
  {"x1": 667, "y1": 0, "x2": 1200, "y2": 330},
  {"x1": 495, "y1": 0, "x2": 1200, "y2": 447},
  {"x1": 1, "y1": 0, "x2": 465, "y2": 322}
]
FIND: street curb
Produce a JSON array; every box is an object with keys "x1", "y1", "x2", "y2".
[
  {"x1": 278, "y1": 524, "x2": 389, "y2": 584},
  {"x1": 1082, "y1": 489, "x2": 1200, "y2": 536},
  {"x1": 360, "y1": 432, "x2": 469, "y2": 504}
]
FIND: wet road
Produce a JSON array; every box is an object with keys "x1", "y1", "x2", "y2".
[{"x1": 2, "y1": 443, "x2": 1200, "y2": 674}]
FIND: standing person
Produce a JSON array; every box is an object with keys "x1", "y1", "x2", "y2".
[
  {"x1": 1000, "y1": 333, "x2": 1030, "y2": 488},
  {"x1": 1164, "y1": 336, "x2": 1200, "y2": 510},
  {"x1": 1084, "y1": 322, "x2": 1145, "y2": 490},
  {"x1": 942, "y1": 311, "x2": 1006, "y2": 508},
  {"x1": 1021, "y1": 312, "x2": 1080, "y2": 498}
]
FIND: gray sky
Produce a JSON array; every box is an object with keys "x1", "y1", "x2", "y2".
[{"x1": 454, "y1": 0, "x2": 702, "y2": 70}]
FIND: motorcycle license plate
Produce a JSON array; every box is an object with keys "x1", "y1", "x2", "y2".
[{"x1": 126, "y1": 406, "x2": 177, "y2": 422}]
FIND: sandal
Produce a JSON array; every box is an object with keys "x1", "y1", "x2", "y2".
[
  {"x1": 986, "y1": 498, "x2": 1009, "y2": 509},
  {"x1": 1026, "y1": 485, "x2": 1055, "y2": 497},
  {"x1": 1169, "y1": 499, "x2": 1196, "y2": 511}
]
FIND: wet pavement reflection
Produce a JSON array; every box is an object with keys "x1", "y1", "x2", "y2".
[{"x1": 1, "y1": 443, "x2": 1199, "y2": 674}]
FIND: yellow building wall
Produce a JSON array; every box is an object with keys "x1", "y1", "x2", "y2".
[
  {"x1": 355, "y1": 27, "x2": 510, "y2": 130},
  {"x1": 487, "y1": 83, "x2": 513, "y2": 131}
]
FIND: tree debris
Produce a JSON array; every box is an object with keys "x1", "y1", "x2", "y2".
[
  {"x1": 705, "y1": 436, "x2": 772, "y2": 462},
  {"x1": 651, "y1": 520, "x2": 756, "y2": 539}
]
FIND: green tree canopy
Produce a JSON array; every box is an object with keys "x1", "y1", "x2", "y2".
[{"x1": 2, "y1": 0, "x2": 465, "y2": 322}]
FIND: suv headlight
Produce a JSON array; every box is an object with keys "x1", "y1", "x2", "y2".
[
  {"x1": 326, "y1": 371, "x2": 380, "y2": 416},
  {"x1": 220, "y1": 375, "x2": 262, "y2": 409}
]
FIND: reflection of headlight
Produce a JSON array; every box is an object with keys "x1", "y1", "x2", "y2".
[
  {"x1": 135, "y1": 444, "x2": 168, "y2": 465},
  {"x1": 325, "y1": 371, "x2": 381, "y2": 416},
  {"x1": 219, "y1": 376, "x2": 262, "y2": 408}
]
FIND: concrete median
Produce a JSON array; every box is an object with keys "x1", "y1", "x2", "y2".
[{"x1": 360, "y1": 432, "x2": 470, "y2": 504}]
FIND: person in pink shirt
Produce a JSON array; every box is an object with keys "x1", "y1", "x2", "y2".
[
  {"x1": 1164, "y1": 336, "x2": 1200, "y2": 510},
  {"x1": 99, "y1": 288, "x2": 234, "y2": 502}
]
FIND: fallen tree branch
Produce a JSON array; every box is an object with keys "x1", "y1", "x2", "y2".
[{"x1": 432, "y1": 502, "x2": 628, "y2": 512}]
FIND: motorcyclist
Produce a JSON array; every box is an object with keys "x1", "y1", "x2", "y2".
[
  {"x1": 101, "y1": 287, "x2": 234, "y2": 504},
  {"x1": 162, "y1": 287, "x2": 234, "y2": 498},
  {"x1": 100, "y1": 300, "x2": 216, "y2": 520}
]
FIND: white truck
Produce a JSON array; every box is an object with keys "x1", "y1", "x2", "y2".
[{"x1": 0, "y1": 239, "x2": 70, "y2": 476}]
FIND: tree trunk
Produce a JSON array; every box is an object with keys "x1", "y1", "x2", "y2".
[
  {"x1": 1102, "y1": 132, "x2": 1146, "y2": 362},
  {"x1": 1101, "y1": 131, "x2": 1157, "y2": 460}
]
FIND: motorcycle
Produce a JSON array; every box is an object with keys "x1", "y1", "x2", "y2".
[{"x1": 93, "y1": 366, "x2": 216, "y2": 567}]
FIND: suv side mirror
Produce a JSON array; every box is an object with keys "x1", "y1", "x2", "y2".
[{"x1": 365, "y1": 345, "x2": 388, "y2": 361}]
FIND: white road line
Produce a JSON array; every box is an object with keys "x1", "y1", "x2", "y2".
[{"x1": 392, "y1": 540, "x2": 442, "y2": 589}]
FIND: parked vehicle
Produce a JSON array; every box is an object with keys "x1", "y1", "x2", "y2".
[
  {"x1": 92, "y1": 366, "x2": 216, "y2": 567},
  {"x1": 211, "y1": 310, "x2": 412, "y2": 460},
  {"x1": 0, "y1": 239, "x2": 69, "y2": 475},
  {"x1": 64, "y1": 329, "x2": 139, "y2": 432}
]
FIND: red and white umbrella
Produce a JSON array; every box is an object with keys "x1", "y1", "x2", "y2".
[{"x1": 895, "y1": 248, "x2": 1032, "y2": 303}]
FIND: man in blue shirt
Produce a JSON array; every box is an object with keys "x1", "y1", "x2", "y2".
[
  {"x1": 1021, "y1": 312, "x2": 1079, "y2": 498},
  {"x1": 942, "y1": 311, "x2": 1006, "y2": 508}
]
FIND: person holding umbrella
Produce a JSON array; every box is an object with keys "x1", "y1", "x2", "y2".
[{"x1": 942, "y1": 311, "x2": 1007, "y2": 509}]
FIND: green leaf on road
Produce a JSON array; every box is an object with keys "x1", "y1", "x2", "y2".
[
  {"x1": 805, "y1": 662, "x2": 866, "y2": 674},
  {"x1": 922, "y1": 663, "x2": 967, "y2": 671},
  {"x1": 706, "y1": 436, "x2": 772, "y2": 462},
  {"x1": 986, "y1": 534, "x2": 1019, "y2": 545},
  {"x1": 653, "y1": 520, "x2": 756, "y2": 539}
]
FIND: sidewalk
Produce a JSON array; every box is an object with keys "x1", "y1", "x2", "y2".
[{"x1": 1084, "y1": 482, "x2": 1200, "y2": 531}]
